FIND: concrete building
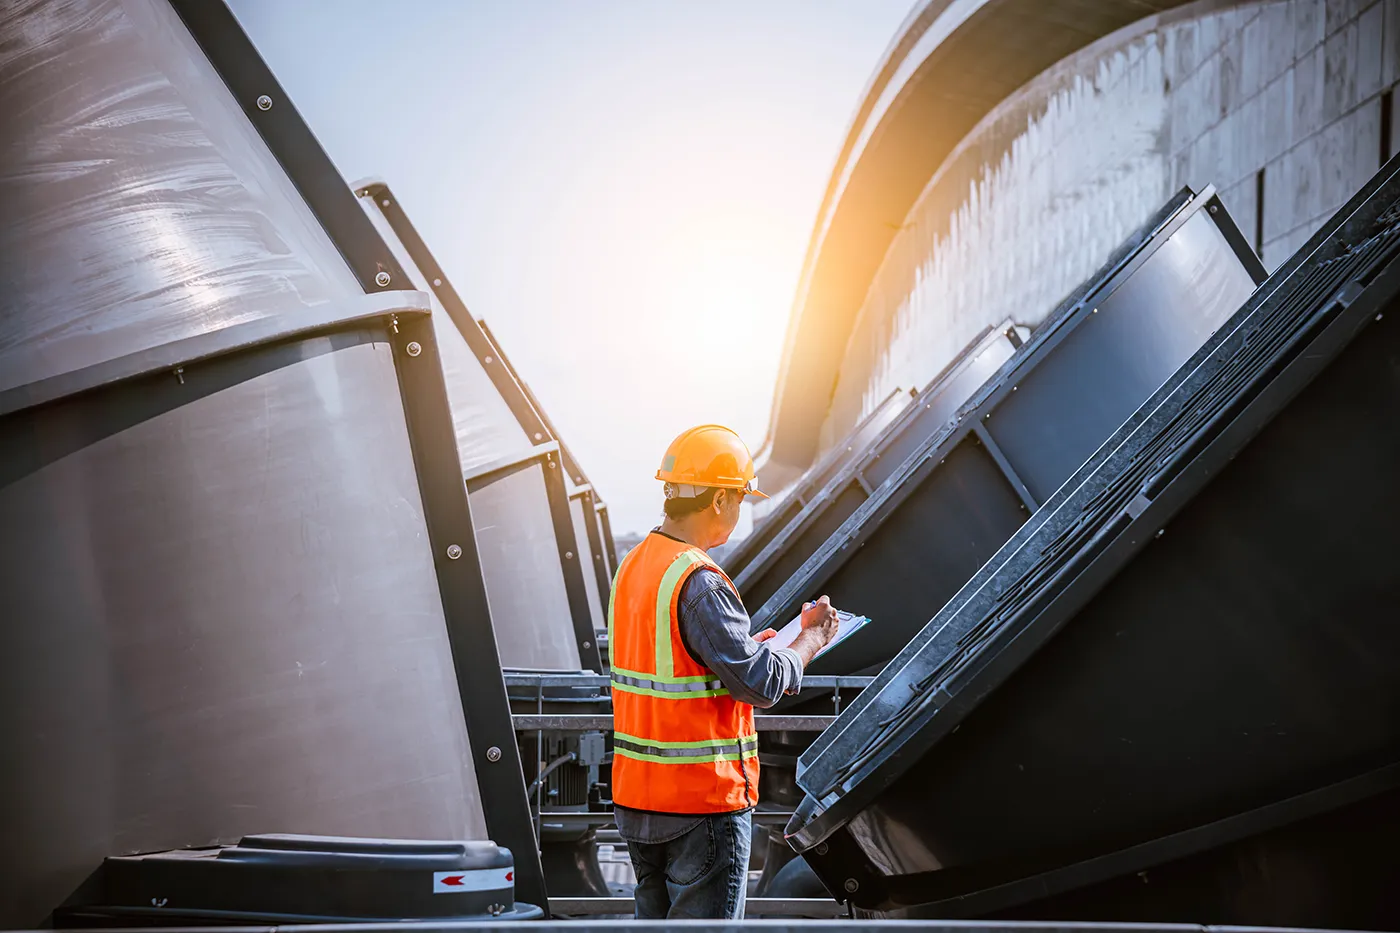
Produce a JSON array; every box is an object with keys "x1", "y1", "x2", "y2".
[{"x1": 755, "y1": 0, "x2": 1396, "y2": 500}]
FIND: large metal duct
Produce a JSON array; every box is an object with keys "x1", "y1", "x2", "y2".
[
  {"x1": 724, "y1": 387, "x2": 911, "y2": 581},
  {"x1": 750, "y1": 187, "x2": 1263, "y2": 678},
  {"x1": 0, "y1": 0, "x2": 541, "y2": 922},
  {"x1": 790, "y1": 159, "x2": 1400, "y2": 928},
  {"x1": 355, "y1": 185, "x2": 599, "y2": 672},
  {"x1": 735, "y1": 325, "x2": 1019, "y2": 612}
]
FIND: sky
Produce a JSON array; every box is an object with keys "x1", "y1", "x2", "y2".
[{"x1": 229, "y1": 0, "x2": 914, "y2": 535}]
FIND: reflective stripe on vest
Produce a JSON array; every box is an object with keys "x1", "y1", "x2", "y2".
[{"x1": 613, "y1": 732, "x2": 758, "y2": 764}]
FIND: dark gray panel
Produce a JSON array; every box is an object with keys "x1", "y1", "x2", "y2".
[
  {"x1": 803, "y1": 438, "x2": 1029, "y2": 676},
  {"x1": 985, "y1": 210, "x2": 1257, "y2": 503},
  {"x1": 863, "y1": 334, "x2": 1017, "y2": 488},
  {"x1": 741, "y1": 481, "x2": 870, "y2": 613}
]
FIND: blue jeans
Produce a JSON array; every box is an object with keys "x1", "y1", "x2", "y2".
[{"x1": 622, "y1": 810, "x2": 752, "y2": 919}]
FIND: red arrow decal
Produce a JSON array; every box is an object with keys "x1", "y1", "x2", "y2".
[
  {"x1": 505, "y1": 871, "x2": 513, "y2": 882},
  {"x1": 440, "y1": 875, "x2": 465, "y2": 887}
]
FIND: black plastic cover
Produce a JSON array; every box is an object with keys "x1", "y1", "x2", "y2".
[
  {"x1": 789, "y1": 158, "x2": 1400, "y2": 920},
  {"x1": 56, "y1": 834, "x2": 542, "y2": 924}
]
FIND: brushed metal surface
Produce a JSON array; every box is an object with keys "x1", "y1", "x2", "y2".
[
  {"x1": 0, "y1": 337, "x2": 487, "y2": 926},
  {"x1": 468, "y1": 460, "x2": 583, "y2": 671},
  {"x1": 0, "y1": 0, "x2": 361, "y2": 394}
]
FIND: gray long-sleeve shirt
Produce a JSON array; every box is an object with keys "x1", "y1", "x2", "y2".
[{"x1": 615, "y1": 531, "x2": 803, "y2": 833}]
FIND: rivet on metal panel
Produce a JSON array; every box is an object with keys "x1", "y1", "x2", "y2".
[
  {"x1": 547, "y1": 460, "x2": 557, "y2": 469},
  {"x1": 843, "y1": 879, "x2": 859, "y2": 893},
  {"x1": 565, "y1": 551, "x2": 574, "y2": 559},
  {"x1": 433, "y1": 278, "x2": 443, "y2": 287},
  {"x1": 374, "y1": 270, "x2": 392, "y2": 287},
  {"x1": 381, "y1": 199, "x2": 390, "y2": 207},
  {"x1": 255, "y1": 94, "x2": 272, "y2": 111},
  {"x1": 486, "y1": 746, "x2": 503, "y2": 762},
  {"x1": 815, "y1": 843, "x2": 829, "y2": 856},
  {"x1": 1012, "y1": 386, "x2": 1018, "y2": 391},
  {"x1": 534, "y1": 432, "x2": 544, "y2": 441},
  {"x1": 173, "y1": 367, "x2": 185, "y2": 386},
  {"x1": 583, "y1": 641, "x2": 592, "y2": 649},
  {"x1": 485, "y1": 355, "x2": 494, "y2": 364},
  {"x1": 983, "y1": 413, "x2": 990, "y2": 420},
  {"x1": 1155, "y1": 528, "x2": 1166, "y2": 538},
  {"x1": 405, "y1": 341, "x2": 422, "y2": 357},
  {"x1": 1209, "y1": 203, "x2": 1219, "y2": 214},
  {"x1": 447, "y1": 544, "x2": 463, "y2": 560}
]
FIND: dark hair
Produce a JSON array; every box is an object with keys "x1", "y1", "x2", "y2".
[{"x1": 663, "y1": 486, "x2": 720, "y2": 520}]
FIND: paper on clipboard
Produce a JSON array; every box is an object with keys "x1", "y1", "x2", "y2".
[{"x1": 768, "y1": 608, "x2": 870, "y2": 660}]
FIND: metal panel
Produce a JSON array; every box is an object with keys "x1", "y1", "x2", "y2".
[
  {"x1": 466, "y1": 451, "x2": 590, "y2": 672},
  {"x1": 0, "y1": 0, "x2": 362, "y2": 394},
  {"x1": 570, "y1": 489, "x2": 607, "y2": 632},
  {"x1": 735, "y1": 325, "x2": 1019, "y2": 614},
  {"x1": 0, "y1": 333, "x2": 485, "y2": 925},
  {"x1": 749, "y1": 189, "x2": 1259, "y2": 679},
  {"x1": 984, "y1": 208, "x2": 1259, "y2": 502},
  {"x1": 790, "y1": 158, "x2": 1400, "y2": 925},
  {"x1": 725, "y1": 389, "x2": 908, "y2": 579}
]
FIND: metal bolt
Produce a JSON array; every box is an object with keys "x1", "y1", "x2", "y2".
[
  {"x1": 1208, "y1": 203, "x2": 1219, "y2": 214},
  {"x1": 173, "y1": 367, "x2": 185, "y2": 385},
  {"x1": 565, "y1": 551, "x2": 574, "y2": 559},
  {"x1": 583, "y1": 640, "x2": 592, "y2": 649},
  {"x1": 381, "y1": 198, "x2": 390, "y2": 207},
  {"x1": 255, "y1": 94, "x2": 272, "y2": 111},
  {"x1": 533, "y1": 432, "x2": 544, "y2": 441},
  {"x1": 406, "y1": 341, "x2": 422, "y2": 357},
  {"x1": 486, "y1": 746, "x2": 502, "y2": 762},
  {"x1": 374, "y1": 270, "x2": 392, "y2": 287},
  {"x1": 433, "y1": 278, "x2": 443, "y2": 287},
  {"x1": 484, "y1": 355, "x2": 494, "y2": 364},
  {"x1": 815, "y1": 843, "x2": 829, "y2": 856},
  {"x1": 843, "y1": 878, "x2": 859, "y2": 893},
  {"x1": 446, "y1": 544, "x2": 463, "y2": 560},
  {"x1": 547, "y1": 460, "x2": 557, "y2": 469},
  {"x1": 1155, "y1": 528, "x2": 1166, "y2": 538}
]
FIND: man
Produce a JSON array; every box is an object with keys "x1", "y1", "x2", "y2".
[{"x1": 607, "y1": 424, "x2": 840, "y2": 920}]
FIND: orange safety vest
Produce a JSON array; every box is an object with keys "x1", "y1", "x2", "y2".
[{"x1": 607, "y1": 532, "x2": 758, "y2": 813}]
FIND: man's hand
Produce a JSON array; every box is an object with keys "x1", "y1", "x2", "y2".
[
  {"x1": 753, "y1": 628, "x2": 778, "y2": 643},
  {"x1": 789, "y1": 595, "x2": 839, "y2": 668}
]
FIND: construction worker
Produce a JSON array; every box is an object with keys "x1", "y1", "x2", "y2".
[{"x1": 607, "y1": 424, "x2": 840, "y2": 920}]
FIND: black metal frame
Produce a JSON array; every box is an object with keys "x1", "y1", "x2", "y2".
[
  {"x1": 170, "y1": 1, "x2": 547, "y2": 911},
  {"x1": 790, "y1": 155, "x2": 1400, "y2": 870},
  {"x1": 734, "y1": 321, "x2": 1020, "y2": 609},
  {"x1": 752, "y1": 187, "x2": 1261, "y2": 640},
  {"x1": 353, "y1": 181, "x2": 616, "y2": 563},
  {"x1": 461, "y1": 445, "x2": 603, "y2": 673}
]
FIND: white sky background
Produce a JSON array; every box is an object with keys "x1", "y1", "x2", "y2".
[{"x1": 230, "y1": 0, "x2": 913, "y2": 534}]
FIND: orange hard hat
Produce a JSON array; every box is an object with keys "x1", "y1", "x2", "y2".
[{"x1": 656, "y1": 424, "x2": 769, "y2": 499}]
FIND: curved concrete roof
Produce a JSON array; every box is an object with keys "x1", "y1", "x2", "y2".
[{"x1": 757, "y1": 0, "x2": 1197, "y2": 491}]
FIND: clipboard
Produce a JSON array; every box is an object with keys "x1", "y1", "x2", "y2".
[{"x1": 768, "y1": 608, "x2": 870, "y2": 660}]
